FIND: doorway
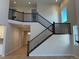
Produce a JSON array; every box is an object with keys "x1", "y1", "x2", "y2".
[
  {"x1": 73, "y1": 25, "x2": 78, "y2": 46},
  {"x1": 7, "y1": 24, "x2": 30, "y2": 56}
]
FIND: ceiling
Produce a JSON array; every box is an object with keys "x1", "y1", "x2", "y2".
[
  {"x1": 9, "y1": 0, "x2": 66, "y2": 13},
  {"x1": 10, "y1": 0, "x2": 63, "y2": 8},
  {"x1": 12, "y1": 24, "x2": 30, "y2": 32},
  {"x1": 37, "y1": 0, "x2": 63, "y2": 5},
  {"x1": 10, "y1": 0, "x2": 37, "y2": 9}
]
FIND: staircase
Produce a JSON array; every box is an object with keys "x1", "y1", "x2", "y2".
[
  {"x1": 29, "y1": 24, "x2": 54, "y2": 53},
  {"x1": 9, "y1": 9, "x2": 71, "y2": 56},
  {"x1": 29, "y1": 13, "x2": 55, "y2": 53},
  {"x1": 29, "y1": 13, "x2": 71, "y2": 54},
  {"x1": 36, "y1": 13, "x2": 52, "y2": 29}
]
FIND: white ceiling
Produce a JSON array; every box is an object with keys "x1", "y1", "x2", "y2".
[
  {"x1": 37, "y1": 0, "x2": 62, "y2": 5},
  {"x1": 12, "y1": 24, "x2": 30, "y2": 32},
  {"x1": 10, "y1": 0, "x2": 37, "y2": 9},
  {"x1": 10, "y1": 0, "x2": 63, "y2": 8}
]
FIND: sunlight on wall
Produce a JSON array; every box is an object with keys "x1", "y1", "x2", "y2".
[
  {"x1": 61, "y1": 7, "x2": 67, "y2": 23},
  {"x1": 52, "y1": 9, "x2": 59, "y2": 23},
  {"x1": 73, "y1": 25, "x2": 78, "y2": 46},
  {"x1": 51, "y1": 6, "x2": 59, "y2": 23}
]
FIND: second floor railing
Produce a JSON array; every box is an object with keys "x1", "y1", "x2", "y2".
[
  {"x1": 8, "y1": 9, "x2": 52, "y2": 29},
  {"x1": 9, "y1": 9, "x2": 37, "y2": 22},
  {"x1": 54, "y1": 23, "x2": 71, "y2": 34}
]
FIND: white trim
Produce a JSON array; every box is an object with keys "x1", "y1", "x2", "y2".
[{"x1": 30, "y1": 54, "x2": 73, "y2": 56}]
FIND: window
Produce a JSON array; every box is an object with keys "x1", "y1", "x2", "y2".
[
  {"x1": 73, "y1": 25, "x2": 78, "y2": 46},
  {"x1": 61, "y1": 7, "x2": 67, "y2": 23}
]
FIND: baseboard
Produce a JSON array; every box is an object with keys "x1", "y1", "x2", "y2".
[
  {"x1": 5, "y1": 46, "x2": 20, "y2": 56},
  {"x1": 30, "y1": 54, "x2": 73, "y2": 56}
]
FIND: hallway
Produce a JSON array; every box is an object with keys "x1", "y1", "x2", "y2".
[
  {"x1": 0, "y1": 47, "x2": 28, "y2": 59},
  {"x1": 0, "y1": 47, "x2": 77, "y2": 59}
]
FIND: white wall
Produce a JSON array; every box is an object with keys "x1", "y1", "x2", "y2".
[
  {"x1": 0, "y1": 0, "x2": 9, "y2": 56},
  {"x1": 37, "y1": 2, "x2": 59, "y2": 23},
  {"x1": 0, "y1": 0, "x2": 9, "y2": 25},
  {"x1": 30, "y1": 35, "x2": 71, "y2": 56},
  {"x1": 66, "y1": 0, "x2": 79, "y2": 57},
  {"x1": 67, "y1": 0, "x2": 79, "y2": 57},
  {"x1": 74, "y1": 0, "x2": 79, "y2": 43},
  {"x1": 75, "y1": 0, "x2": 79, "y2": 26},
  {"x1": 30, "y1": 23, "x2": 45, "y2": 41},
  {"x1": 71, "y1": 0, "x2": 79, "y2": 57},
  {"x1": 8, "y1": 21, "x2": 45, "y2": 41}
]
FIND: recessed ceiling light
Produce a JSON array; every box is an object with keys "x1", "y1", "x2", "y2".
[
  {"x1": 14, "y1": 1, "x2": 16, "y2": 4},
  {"x1": 28, "y1": 32, "x2": 31, "y2": 35},
  {"x1": 56, "y1": 0, "x2": 58, "y2": 2},
  {"x1": 28, "y1": 2, "x2": 31, "y2": 4}
]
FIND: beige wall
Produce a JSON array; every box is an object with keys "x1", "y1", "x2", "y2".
[{"x1": 22, "y1": 32, "x2": 27, "y2": 46}]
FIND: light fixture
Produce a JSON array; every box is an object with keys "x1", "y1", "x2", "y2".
[
  {"x1": 56, "y1": 0, "x2": 58, "y2": 2},
  {"x1": 13, "y1": 0, "x2": 16, "y2": 4},
  {"x1": 28, "y1": 32, "x2": 31, "y2": 35},
  {"x1": 28, "y1": 2, "x2": 31, "y2": 4}
]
